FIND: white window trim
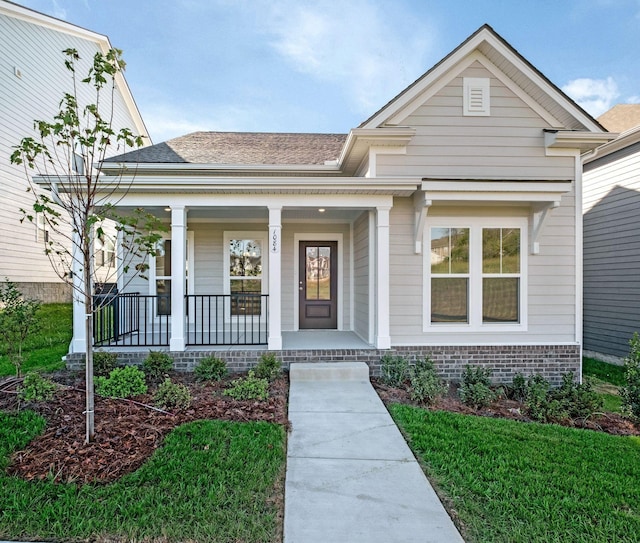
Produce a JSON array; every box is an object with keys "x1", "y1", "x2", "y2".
[
  {"x1": 223, "y1": 231, "x2": 268, "y2": 322},
  {"x1": 148, "y1": 231, "x2": 195, "y2": 320},
  {"x1": 423, "y1": 217, "x2": 528, "y2": 333}
]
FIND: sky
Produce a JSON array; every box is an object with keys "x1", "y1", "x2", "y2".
[{"x1": 15, "y1": 0, "x2": 640, "y2": 143}]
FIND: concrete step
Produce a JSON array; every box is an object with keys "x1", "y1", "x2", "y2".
[{"x1": 289, "y1": 362, "x2": 370, "y2": 382}]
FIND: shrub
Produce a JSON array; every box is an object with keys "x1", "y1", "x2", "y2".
[
  {"x1": 143, "y1": 351, "x2": 173, "y2": 381},
  {"x1": 523, "y1": 374, "x2": 554, "y2": 422},
  {"x1": 510, "y1": 373, "x2": 527, "y2": 402},
  {"x1": 224, "y1": 370, "x2": 269, "y2": 401},
  {"x1": 551, "y1": 372, "x2": 603, "y2": 419},
  {"x1": 380, "y1": 354, "x2": 410, "y2": 387},
  {"x1": 194, "y1": 355, "x2": 228, "y2": 382},
  {"x1": 458, "y1": 365, "x2": 496, "y2": 409},
  {"x1": 0, "y1": 279, "x2": 41, "y2": 377},
  {"x1": 154, "y1": 378, "x2": 192, "y2": 410},
  {"x1": 409, "y1": 357, "x2": 447, "y2": 405},
  {"x1": 621, "y1": 332, "x2": 640, "y2": 423},
  {"x1": 18, "y1": 372, "x2": 57, "y2": 402},
  {"x1": 95, "y1": 366, "x2": 148, "y2": 398},
  {"x1": 254, "y1": 353, "x2": 282, "y2": 382},
  {"x1": 93, "y1": 351, "x2": 119, "y2": 377}
]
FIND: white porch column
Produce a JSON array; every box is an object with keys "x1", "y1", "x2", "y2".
[
  {"x1": 70, "y1": 231, "x2": 86, "y2": 353},
  {"x1": 375, "y1": 206, "x2": 391, "y2": 349},
  {"x1": 170, "y1": 206, "x2": 187, "y2": 351},
  {"x1": 268, "y1": 206, "x2": 282, "y2": 350}
]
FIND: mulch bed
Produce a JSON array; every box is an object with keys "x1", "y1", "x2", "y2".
[
  {"x1": 0, "y1": 372, "x2": 288, "y2": 485},
  {"x1": 372, "y1": 378, "x2": 640, "y2": 437}
]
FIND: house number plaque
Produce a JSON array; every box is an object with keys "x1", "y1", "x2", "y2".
[{"x1": 270, "y1": 227, "x2": 280, "y2": 253}]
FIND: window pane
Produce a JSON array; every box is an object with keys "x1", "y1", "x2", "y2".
[
  {"x1": 431, "y1": 228, "x2": 469, "y2": 274},
  {"x1": 230, "y1": 239, "x2": 262, "y2": 277},
  {"x1": 231, "y1": 279, "x2": 262, "y2": 315},
  {"x1": 156, "y1": 240, "x2": 171, "y2": 277},
  {"x1": 156, "y1": 279, "x2": 171, "y2": 316},
  {"x1": 306, "y1": 245, "x2": 331, "y2": 300},
  {"x1": 483, "y1": 278, "x2": 519, "y2": 322},
  {"x1": 431, "y1": 278, "x2": 468, "y2": 323},
  {"x1": 483, "y1": 228, "x2": 520, "y2": 273}
]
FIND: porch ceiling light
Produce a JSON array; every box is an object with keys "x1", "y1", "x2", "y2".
[
  {"x1": 318, "y1": 208, "x2": 326, "y2": 213},
  {"x1": 164, "y1": 207, "x2": 171, "y2": 212}
]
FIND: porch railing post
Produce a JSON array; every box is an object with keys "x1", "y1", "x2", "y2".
[{"x1": 268, "y1": 206, "x2": 282, "y2": 350}]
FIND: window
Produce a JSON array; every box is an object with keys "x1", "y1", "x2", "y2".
[
  {"x1": 36, "y1": 213, "x2": 49, "y2": 243},
  {"x1": 95, "y1": 236, "x2": 115, "y2": 268},
  {"x1": 224, "y1": 232, "x2": 267, "y2": 318},
  {"x1": 425, "y1": 219, "x2": 526, "y2": 331},
  {"x1": 155, "y1": 239, "x2": 171, "y2": 316}
]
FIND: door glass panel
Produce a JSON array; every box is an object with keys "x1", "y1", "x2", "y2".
[
  {"x1": 156, "y1": 279, "x2": 171, "y2": 316},
  {"x1": 306, "y1": 245, "x2": 331, "y2": 300}
]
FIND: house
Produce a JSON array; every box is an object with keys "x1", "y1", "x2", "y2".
[
  {"x1": 61, "y1": 25, "x2": 614, "y2": 383},
  {"x1": 0, "y1": 0, "x2": 149, "y2": 302},
  {"x1": 583, "y1": 104, "x2": 640, "y2": 363}
]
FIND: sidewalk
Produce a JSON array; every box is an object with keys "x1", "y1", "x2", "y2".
[{"x1": 284, "y1": 362, "x2": 464, "y2": 543}]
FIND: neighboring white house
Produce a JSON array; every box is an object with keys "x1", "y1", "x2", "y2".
[
  {"x1": 59, "y1": 25, "x2": 613, "y2": 382},
  {"x1": 583, "y1": 104, "x2": 640, "y2": 363},
  {"x1": 0, "y1": 0, "x2": 149, "y2": 302}
]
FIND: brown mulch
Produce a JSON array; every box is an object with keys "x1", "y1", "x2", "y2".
[
  {"x1": 372, "y1": 378, "x2": 640, "y2": 437},
  {"x1": 0, "y1": 372, "x2": 288, "y2": 485}
]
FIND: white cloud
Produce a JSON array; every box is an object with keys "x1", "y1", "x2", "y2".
[
  {"x1": 562, "y1": 77, "x2": 620, "y2": 117},
  {"x1": 255, "y1": 0, "x2": 435, "y2": 114},
  {"x1": 51, "y1": 0, "x2": 67, "y2": 19}
]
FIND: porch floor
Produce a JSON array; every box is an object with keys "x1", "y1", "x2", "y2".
[{"x1": 282, "y1": 331, "x2": 371, "y2": 350}]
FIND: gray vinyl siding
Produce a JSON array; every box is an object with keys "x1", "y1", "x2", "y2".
[
  {"x1": 388, "y1": 196, "x2": 577, "y2": 345},
  {"x1": 583, "y1": 144, "x2": 640, "y2": 358},
  {"x1": 0, "y1": 12, "x2": 142, "y2": 285},
  {"x1": 376, "y1": 62, "x2": 575, "y2": 180},
  {"x1": 353, "y1": 212, "x2": 370, "y2": 340}
]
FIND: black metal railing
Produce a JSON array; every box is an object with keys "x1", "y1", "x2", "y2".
[
  {"x1": 93, "y1": 293, "x2": 170, "y2": 347},
  {"x1": 92, "y1": 293, "x2": 268, "y2": 347},
  {"x1": 186, "y1": 294, "x2": 268, "y2": 346}
]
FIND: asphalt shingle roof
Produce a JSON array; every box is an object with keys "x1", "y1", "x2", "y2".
[
  {"x1": 598, "y1": 104, "x2": 640, "y2": 133},
  {"x1": 106, "y1": 131, "x2": 348, "y2": 165}
]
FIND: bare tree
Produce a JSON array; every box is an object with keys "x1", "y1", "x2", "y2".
[{"x1": 11, "y1": 48, "x2": 164, "y2": 443}]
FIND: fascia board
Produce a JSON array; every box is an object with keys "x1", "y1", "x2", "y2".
[
  {"x1": 544, "y1": 130, "x2": 617, "y2": 152},
  {"x1": 421, "y1": 179, "x2": 572, "y2": 203},
  {"x1": 101, "y1": 162, "x2": 342, "y2": 174}
]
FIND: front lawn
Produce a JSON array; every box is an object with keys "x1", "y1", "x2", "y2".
[
  {"x1": 390, "y1": 404, "x2": 640, "y2": 543},
  {"x1": 0, "y1": 303, "x2": 72, "y2": 376},
  {"x1": 583, "y1": 357, "x2": 626, "y2": 413},
  {"x1": 0, "y1": 411, "x2": 286, "y2": 542}
]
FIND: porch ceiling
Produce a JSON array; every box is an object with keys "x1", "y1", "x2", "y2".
[{"x1": 116, "y1": 206, "x2": 365, "y2": 221}]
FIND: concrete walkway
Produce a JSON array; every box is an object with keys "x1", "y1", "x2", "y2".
[{"x1": 284, "y1": 362, "x2": 464, "y2": 543}]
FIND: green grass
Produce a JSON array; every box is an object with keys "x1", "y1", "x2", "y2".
[
  {"x1": 583, "y1": 357, "x2": 626, "y2": 386},
  {"x1": 0, "y1": 303, "x2": 71, "y2": 376},
  {"x1": 0, "y1": 413, "x2": 286, "y2": 542},
  {"x1": 390, "y1": 404, "x2": 640, "y2": 543}
]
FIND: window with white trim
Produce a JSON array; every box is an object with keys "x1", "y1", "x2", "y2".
[{"x1": 425, "y1": 218, "x2": 526, "y2": 331}]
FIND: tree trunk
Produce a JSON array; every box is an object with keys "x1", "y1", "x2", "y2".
[{"x1": 84, "y1": 260, "x2": 95, "y2": 443}]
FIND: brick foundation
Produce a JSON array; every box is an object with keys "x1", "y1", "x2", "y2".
[{"x1": 66, "y1": 344, "x2": 580, "y2": 386}]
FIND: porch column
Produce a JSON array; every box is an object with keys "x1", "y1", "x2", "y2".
[
  {"x1": 268, "y1": 206, "x2": 282, "y2": 350},
  {"x1": 70, "y1": 231, "x2": 86, "y2": 353},
  {"x1": 169, "y1": 206, "x2": 187, "y2": 351},
  {"x1": 375, "y1": 206, "x2": 391, "y2": 349}
]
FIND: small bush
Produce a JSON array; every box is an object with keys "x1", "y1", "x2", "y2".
[
  {"x1": 523, "y1": 374, "x2": 554, "y2": 421},
  {"x1": 143, "y1": 351, "x2": 173, "y2": 381},
  {"x1": 380, "y1": 354, "x2": 409, "y2": 387},
  {"x1": 194, "y1": 355, "x2": 228, "y2": 382},
  {"x1": 510, "y1": 373, "x2": 527, "y2": 402},
  {"x1": 95, "y1": 366, "x2": 148, "y2": 398},
  {"x1": 551, "y1": 372, "x2": 603, "y2": 419},
  {"x1": 224, "y1": 370, "x2": 269, "y2": 401},
  {"x1": 18, "y1": 372, "x2": 57, "y2": 402},
  {"x1": 254, "y1": 353, "x2": 282, "y2": 382},
  {"x1": 409, "y1": 357, "x2": 447, "y2": 405},
  {"x1": 154, "y1": 378, "x2": 192, "y2": 410},
  {"x1": 621, "y1": 332, "x2": 640, "y2": 423},
  {"x1": 458, "y1": 365, "x2": 496, "y2": 409},
  {"x1": 93, "y1": 351, "x2": 119, "y2": 377}
]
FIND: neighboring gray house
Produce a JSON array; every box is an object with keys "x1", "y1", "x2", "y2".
[
  {"x1": 55, "y1": 25, "x2": 613, "y2": 382},
  {"x1": 0, "y1": 0, "x2": 148, "y2": 302},
  {"x1": 583, "y1": 104, "x2": 640, "y2": 362}
]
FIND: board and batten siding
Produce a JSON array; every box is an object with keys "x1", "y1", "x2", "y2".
[
  {"x1": 583, "y1": 142, "x2": 640, "y2": 358},
  {"x1": 0, "y1": 11, "x2": 143, "y2": 293},
  {"x1": 376, "y1": 62, "x2": 574, "y2": 180},
  {"x1": 388, "y1": 196, "x2": 577, "y2": 345}
]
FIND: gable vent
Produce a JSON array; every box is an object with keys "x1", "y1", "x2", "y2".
[{"x1": 463, "y1": 77, "x2": 490, "y2": 116}]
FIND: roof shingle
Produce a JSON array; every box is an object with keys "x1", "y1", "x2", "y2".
[{"x1": 106, "y1": 131, "x2": 347, "y2": 165}]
